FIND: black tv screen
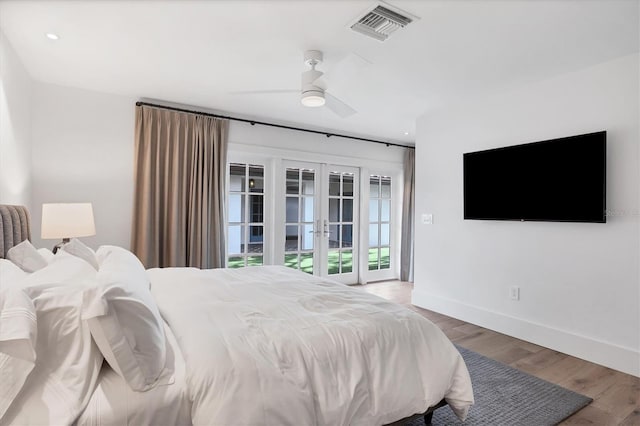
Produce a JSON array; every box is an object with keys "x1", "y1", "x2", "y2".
[{"x1": 463, "y1": 131, "x2": 606, "y2": 223}]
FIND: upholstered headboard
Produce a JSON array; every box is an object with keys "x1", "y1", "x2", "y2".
[{"x1": 0, "y1": 205, "x2": 32, "y2": 259}]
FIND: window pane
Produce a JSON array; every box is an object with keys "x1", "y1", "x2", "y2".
[
  {"x1": 286, "y1": 197, "x2": 299, "y2": 223},
  {"x1": 380, "y1": 247, "x2": 390, "y2": 269},
  {"x1": 369, "y1": 200, "x2": 379, "y2": 222},
  {"x1": 342, "y1": 199, "x2": 353, "y2": 222},
  {"x1": 328, "y1": 251, "x2": 340, "y2": 275},
  {"x1": 302, "y1": 197, "x2": 314, "y2": 222},
  {"x1": 229, "y1": 225, "x2": 244, "y2": 254},
  {"x1": 228, "y1": 256, "x2": 244, "y2": 269},
  {"x1": 369, "y1": 224, "x2": 379, "y2": 247},
  {"x1": 302, "y1": 224, "x2": 314, "y2": 250},
  {"x1": 302, "y1": 171, "x2": 315, "y2": 195},
  {"x1": 228, "y1": 194, "x2": 244, "y2": 223},
  {"x1": 230, "y1": 164, "x2": 245, "y2": 192},
  {"x1": 380, "y1": 223, "x2": 390, "y2": 246},
  {"x1": 247, "y1": 256, "x2": 263, "y2": 267},
  {"x1": 329, "y1": 199, "x2": 340, "y2": 222},
  {"x1": 370, "y1": 177, "x2": 380, "y2": 198},
  {"x1": 329, "y1": 224, "x2": 339, "y2": 248},
  {"x1": 248, "y1": 225, "x2": 263, "y2": 253},
  {"x1": 285, "y1": 225, "x2": 298, "y2": 252},
  {"x1": 342, "y1": 225, "x2": 352, "y2": 248},
  {"x1": 300, "y1": 253, "x2": 313, "y2": 274},
  {"x1": 343, "y1": 175, "x2": 354, "y2": 197},
  {"x1": 381, "y1": 178, "x2": 391, "y2": 198},
  {"x1": 249, "y1": 166, "x2": 264, "y2": 193},
  {"x1": 341, "y1": 250, "x2": 353, "y2": 273},
  {"x1": 284, "y1": 253, "x2": 299, "y2": 269},
  {"x1": 368, "y1": 248, "x2": 379, "y2": 270},
  {"x1": 249, "y1": 195, "x2": 263, "y2": 223},
  {"x1": 329, "y1": 174, "x2": 340, "y2": 196},
  {"x1": 381, "y1": 199, "x2": 390, "y2": 222},
  {"x1": 286, "y1": 169, "x2": 299, "y2": 194}
]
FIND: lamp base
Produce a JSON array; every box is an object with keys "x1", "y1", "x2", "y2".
[{"x1": 52, "y1": 238, "x2": 71, "y2": 254}]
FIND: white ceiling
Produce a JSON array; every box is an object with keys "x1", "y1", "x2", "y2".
[{"x1": 1, "y1": 0, "x2": 638, "y2": 144}]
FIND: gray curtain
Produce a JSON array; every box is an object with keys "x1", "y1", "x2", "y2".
[
  {"x1": 131, "y1": 105, "x2": 229, "y2": 268},
  {"x1": 400, "y1": 148, "x2": 415, "y2": 282}
]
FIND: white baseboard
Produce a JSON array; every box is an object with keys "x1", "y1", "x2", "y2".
[{"x1": 411, "y1": 288, "x2": 640, "y2": 377}]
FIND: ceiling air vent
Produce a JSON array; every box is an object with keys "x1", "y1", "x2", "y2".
[{"x1": 349, "y1": 2, "x2": 418, "y2": 42}]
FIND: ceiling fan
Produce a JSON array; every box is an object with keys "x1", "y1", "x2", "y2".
[{"x1": 231, "y1": 50, "x2": 358, "y2": 118}]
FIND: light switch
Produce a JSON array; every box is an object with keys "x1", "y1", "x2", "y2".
[{"x1": 421, "y1": 213, "x2": 433, "y2": 225}]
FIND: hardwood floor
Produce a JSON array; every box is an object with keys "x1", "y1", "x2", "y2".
[{"x1": 359, "y1": 280, "x2": 640, "y2": 425}]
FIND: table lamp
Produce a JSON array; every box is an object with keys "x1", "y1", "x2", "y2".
[{"x1": 41, "y1": 203, "x2": 96, "y2": 253}]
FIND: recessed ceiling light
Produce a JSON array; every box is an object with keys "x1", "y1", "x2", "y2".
[
  {"x1": 45, "y1": 33, "x2": 59, "y2": 40},
  {"x1": 404, "y1": 131, "x2": 409, "y2": 136}
]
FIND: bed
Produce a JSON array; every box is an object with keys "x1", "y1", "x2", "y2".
[{"x1": 0, "y1": 204, "x2": 474, "y2": 425}]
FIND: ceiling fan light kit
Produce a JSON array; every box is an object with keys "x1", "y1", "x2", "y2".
[
  {"x1": 301, "y1": 90, "x2": 325, "y2": 107},
  {"x1": 301, "y1": 50, "x2": 326, "y2": 107}
]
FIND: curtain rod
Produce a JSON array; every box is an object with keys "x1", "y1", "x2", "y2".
[{"x1": 135, "y1": 101, "x2": 415, "y2": 150}]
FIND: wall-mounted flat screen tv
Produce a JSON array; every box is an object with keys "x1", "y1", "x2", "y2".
[{"x1": 463, "y1": 131, "x2": 606, "y2": 223}]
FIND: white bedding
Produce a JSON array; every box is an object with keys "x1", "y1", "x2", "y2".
[
  {"x1": 76, "y1": 322, "x2": 191, "y2": 426},
  {"x1": 148, "y1": 266, "x2": 474, "y2": 426}
]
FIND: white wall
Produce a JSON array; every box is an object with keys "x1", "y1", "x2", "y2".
[
  {"x1": 30, "y1": 83, "x2": 136, "y2": 249},
  {"x1": 0, "y1": 30, "x2": 32, "y2": 209},
  {"x1": 413, "y1": 53, "x2": 640, "y2": 376}
]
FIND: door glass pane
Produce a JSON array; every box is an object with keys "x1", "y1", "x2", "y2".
[
  {"x1": 230, "y1": 164, "x2": 245, "y2": 192},
  {"x1": 380, "y1": 224, "x2": 390, "y2": 246},
  {"x1": 341, "y1": 225, "x2": 352, "y2": 248},
  {"x1": 370, "y1": 177, "x2": 380, "y2": 198},
  {"x1": 342, "y1": 199, "x2": 353, "y2": 222},
  {"x1": 329, "y1": 174, "x2": 340, "y2": 196},
  {"x1": 380, "y1": 247, "x2": 390, "y2": 269},
  {"x1": 228, "y1": 194, "x2": 244, "y2": 222},
  {"x1": 369, "y1": 224, "x2": 379, "y2": 247},
  {"x1": 249, "y1": 167, "x2": 264, "y2": 193},
  {"x1": 302, "y1": 197, "x2": 314, "y2": 222},
  {"x1": 328, "y1": 250, "x2": 340, "y2": 275},
  {"x1": 368, "y1": 248, "x2": 379, "y2": 270},
  {"x1": 248, "y1": 225, "x2": 263, "y2": 253},
  {"x1": 285, "y1": 253, "x2": 299, "y2": 268},
  {"x1": 247, "y1": 256, "x2": 263, "y2": 266},
  {"x1": 329, "y1": 199, "x2": 340, "y2": 222},
  {"x1": 228, "y1": 256, "x2": 244, "y2": 268},
  {"x1": 249, "y1": 195, "x2": 263, "y2": 223},
  {"x1": 302, "y1": 171, "x2": 315, "y2": 195},
  {"x1": 328, "y1": 224, "x2": 339, "y2": 248},
  {"x1": 302, "y1": 224, "x2": 314, "y2": 250},
  {"x1": 381, "y1": 178, "x2": 391, "y2": 198},
  {"x1": 286, "y1": 169, "x2": 299, "y2": 194},
  {"x1": 341, "y1": 250, "x2": 353, "y2": 273},
  {"x1": 229, "y1": 225, "x2": 244, "y2": 254},
  {"x1": 369, "y1": 200, "x2": 379, "y2": 222},
  {"x1": 286, "y1": 197, "x2": 299, "y2": 222},
  {"x1": 343, "y1": 175, "x2": 354, "y2": 196},
  {"x1": 285, "y1": 225, "x2": 298, "y2": 251},
  {"x1": 300, "y1": 253, "x2": 314, "y2": 274},
  {"x1": 381, "y1": 200, "x2": 390, "y2": 222}
]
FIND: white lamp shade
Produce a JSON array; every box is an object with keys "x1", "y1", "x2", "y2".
[{"x1": 41, "y1": 203, "x2": 96, "y2": 239}]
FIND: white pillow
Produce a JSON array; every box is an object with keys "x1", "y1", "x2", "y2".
[
  {"x1": 82, "y1": 245, "x2": 172, "y2": 392},
  {"x1": 1, "y1": 255, "x2": 103, "y2": 425},
  {"x1": 6, "y1": 240, "x2": 47, "y2": 273},
  {"x1": 61, "y1": 238, "x2": 99, "y2": 270},
  {"x1": 36, "y1": 248, "x2": 55, "y2": 264},
  {"x1": 0, "y1": 287, "x2": 37, "y2": 422},
  {"x1": 0, "y1": 259, "x2": 28, "y2": 286}
]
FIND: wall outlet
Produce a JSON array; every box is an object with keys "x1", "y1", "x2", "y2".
[
  {"x1": 421, "y1": 213, "x2": 433, "y2": 225},
  {"x1": 509, "y1": 286, "x2": 520, "y2": 301}
]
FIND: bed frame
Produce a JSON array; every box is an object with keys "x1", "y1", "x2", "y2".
[
  {"x1": 386, "y1": 399, "x2": 448, "y2": 426},
  {"x1": 0, "y1": 204, "x2": 32, "y2": 258}
]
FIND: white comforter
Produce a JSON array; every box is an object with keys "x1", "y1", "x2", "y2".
[{"x1": 148, "y1": 266, "x2": 473, "y2": 426}]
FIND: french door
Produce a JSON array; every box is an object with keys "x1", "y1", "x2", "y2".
[{"x1": 281, "y1": 160, "x2": 359, "y2": 283}]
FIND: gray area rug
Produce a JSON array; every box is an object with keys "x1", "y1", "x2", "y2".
[{"x1": 408, "y1": 345, "x2": 592, "y2": 426}]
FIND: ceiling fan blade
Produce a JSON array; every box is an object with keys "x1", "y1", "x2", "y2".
[
  {"x1": 325, "y1": 92, "x2": 357, "y2": 118},
  {"x1": 228, "y1": 89, "x2": 298, "y2": 95}
]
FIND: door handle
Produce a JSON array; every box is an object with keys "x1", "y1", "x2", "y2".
[{"x1": 323, "y1": 219, "x2": 330, "y2": 237}]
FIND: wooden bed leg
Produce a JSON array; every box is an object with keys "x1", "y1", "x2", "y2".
[{"x1": 423, "y1": 412, "x2": 434, "y2": 425}]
